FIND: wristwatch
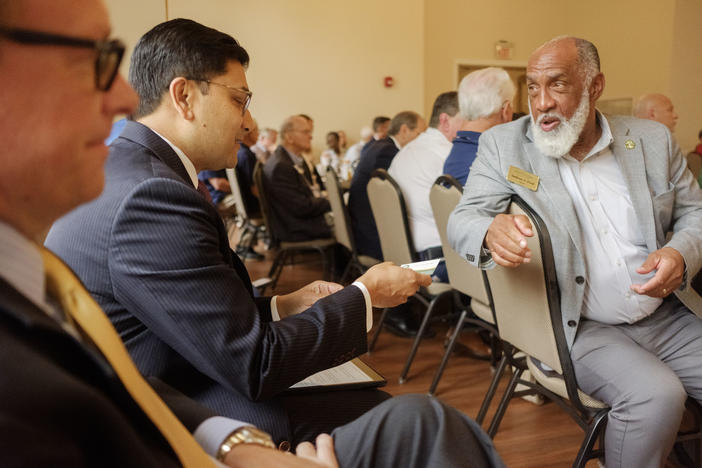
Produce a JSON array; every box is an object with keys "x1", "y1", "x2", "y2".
[{"x1": 216, "y1": 426, "x2": 276, "y2": 462}]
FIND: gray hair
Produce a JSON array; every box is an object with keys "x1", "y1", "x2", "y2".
[
  {"x1": 428, "y1": 91, "x2": 459, "y2": 128},
  {"x1": 388, "y1": 111, "x2": 421, "y2": 136},
  {"x1": 458, "y1": 67, "x2": 516, "y2": 121},
  {"x1": 540, "y1": 35, "x2": 600, "y2": 86}
]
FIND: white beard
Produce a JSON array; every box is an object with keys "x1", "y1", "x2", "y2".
[{"x1": 530, "y1": 88, "x2": 590, "y2": 159}]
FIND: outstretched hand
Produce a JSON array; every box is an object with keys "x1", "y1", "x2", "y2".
[
  {"x1": 484, "y1": 214, "x2": 533, "y2": 268},
  {"x1": 631, "y1": 247, "x2": 685, "y2": 298},
  {"x1": 356, "y1": 262, "x2": 432, "y2": 308}
]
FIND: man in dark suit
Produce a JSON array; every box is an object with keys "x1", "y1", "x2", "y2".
[
  {"x1": 348, "y1": 111, "x2": 426, "y2": 261},
  {"x1": 0, "y1": 0, "x2": 348, "y2": 466},
  {"x1": 263, "y1": 114, "x2": 332, "y2": 242},
  {"x1": 0, "y1": 2, "x2": 506, "y2": 466},
  {"x1": 44, "y1": 18, "x2": 436, "y2": 447}
]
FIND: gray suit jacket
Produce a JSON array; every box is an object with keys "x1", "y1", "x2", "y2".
[{"x1": 448, "y1": 114, "x2": 702, "y2": 348}]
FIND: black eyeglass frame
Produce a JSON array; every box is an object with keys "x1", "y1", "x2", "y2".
[{"x1": 0, "y1": 26, "x2": 125, "y2": 91}]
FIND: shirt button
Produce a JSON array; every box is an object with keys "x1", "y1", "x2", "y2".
[
  {"x1": 567, "y1": 320, "x2": 577, "y2": 327},
  {"x1": 590, "y1": 195, "x2": 597, "y2": 201},
  {"x1": 575, "y1": 276, "x2": 585, "y2": 285},
  {"x1": 616, "y1": 260, "x2": 622, "y2": 267}
]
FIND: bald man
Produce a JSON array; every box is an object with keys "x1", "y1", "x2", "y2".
[{"x1": 633, "y1": 93, "x2": 679, "y2": 132}]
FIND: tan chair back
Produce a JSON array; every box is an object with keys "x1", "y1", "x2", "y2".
[
  {"x1": 484, "y1": 198, "x2": 564, "y2": 375},
  {"x1": 325, "y1": 168, "x2": 354, "y2": 252},
  {"x1": 225, "y1": 168, "x2": 249, "y2": 220},
  {"x1": 252, "y1": 162, "x2": 280, "y2": 245},
  {"x1": 430, "y1": 176, "x2": 493, "y2": 323},
  {"x1": 367, "y1": 169, "x2": 415, "y2": 265}
]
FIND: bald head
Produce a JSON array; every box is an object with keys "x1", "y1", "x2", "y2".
[
  {"x1": 633, "y1": 93, "x2": 678, "y2": 131},
  {"x1": 280, "y1": 115, "x2": 312, "y2": 155}
]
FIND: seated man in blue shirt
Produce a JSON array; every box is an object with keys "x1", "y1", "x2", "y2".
[{"x1": 443, "y1": 67, "x2": 515, "y2": 186}]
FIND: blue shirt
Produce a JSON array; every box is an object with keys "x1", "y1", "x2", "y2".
[{"x1": 443, "y1": 131, "x2": 481, "y2": 186}]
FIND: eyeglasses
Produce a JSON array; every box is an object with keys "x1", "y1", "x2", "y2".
[
  {"x1": 193, "y1": 79, "x2": 252, "y2": 116},
  {"x1": 0, "y1": 26, "x2": 125, "y2": 92}
]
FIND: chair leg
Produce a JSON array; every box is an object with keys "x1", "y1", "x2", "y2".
[
  {"x1": 428, "y1": 309, "x2": 468, "y2": 395},
  {"x1": 573, "y1": 409, "x2": 608, "y2": 468},
  {"x1": 477, "y1": 353, "x2": 508, "y2": 424},
  {"x1": 339, "y1": 258, "x2": 355, "y2": 285},
  {"x1": 487, "y1": 362, "x2": 524, "y2": 437},
  {"x1": 368, "y1": 307, "x2": 388, "y2": 352},
  {"x1": 268, "y1": 250, "x2": 287, "y2": 290},
  {"x1": 398, "y1": 292, "x2": 446, "y2": 384}
]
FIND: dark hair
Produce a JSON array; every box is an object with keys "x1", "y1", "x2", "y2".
[
  {"x1": 129, "y1": 18, "x2": 250, "y2": 118},
  {"x1": 699, "y1": 129, "x2": 702, "y2": 139},
  {"x1": 298, "y1": 114, "x2": 313, "y2": 122},
  {"x1": 388, "y1": 111, "x2": 421, "y2": 136},
  {"x1": 372, "y1": 116, "x2": 391, "y2": 132},
  {"x1": 326, "y1": 131, "x2": 339, "y2": 142},
  {"x1": 428, "y1": 91, "x2": 459, "y2": 128}
]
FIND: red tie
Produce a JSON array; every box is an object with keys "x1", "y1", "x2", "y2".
[{"x1": 197, "y1": 180, "x2": 213, "y2": 204}]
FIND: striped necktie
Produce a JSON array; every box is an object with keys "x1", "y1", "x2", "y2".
[{"x1": 40, "y1": 248, "x2": 215, "y2": 468}]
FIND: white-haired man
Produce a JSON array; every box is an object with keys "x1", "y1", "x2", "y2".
[
  {"x1": 343, "y1": 126, "x2": 373, "y2": 169},
  {"x1": 633, "y1": 93, "x2": 679, "y2": 132},
  {"x1": 388, "y1": 91, "x2": 464, "y2": 283},
  {"x1": 448, "y1": 36, "x2": 702, "y2": 467},
  {"x1": 443, "y1": 67, "x2": 515, "y2": 186}
]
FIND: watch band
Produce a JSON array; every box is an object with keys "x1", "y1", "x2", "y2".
[{"x1": 216, "y1": 426, "x2": 276, "y2": 462}]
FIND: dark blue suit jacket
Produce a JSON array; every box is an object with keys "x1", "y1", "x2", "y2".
[
  {"x1": 45, "y1": 121, "x2": 369, "y2": 442},
  {"x1": 347, "y1": 137, "x2": 399, "y2": 260}
]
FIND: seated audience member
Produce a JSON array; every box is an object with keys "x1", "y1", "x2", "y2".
[
  {"x1": 696, "y1": 129, "x2": 702, "y2": 155},
  {"x1": 443, "y1": 67, "x2": 515, "y2": 186},
  {"x1": 448, "y1": 35, "x2": 702, "y2": 468},
  {"x1": 264, "y1": 115, "x2": 332, "y2": 241},
  {"x1": 337, "y1": 130, "x2": 348, "y2": 153},
  {"x1": 234, "y1": 117, "x2": 264, "y2": 260},
  {"x1": 319, "y1": 131, "x2": 342, "y2": 176},
  {"x1": 348, "y1": 111, "x2": 426, "y2": 338},
  {"x1": 362, "y1": 115, "x2": 391, "y2": 153},
  {"x1": 297, "y1": 113, "x2": 325, "y2": 192},
  {"x1": 0, "y1": 1, "x2": 351, "y2": 466},
  {"x1": 348, "y1": 111, "x2": 426, "y2": 261},
  {"x1": 344, "y1": 126, "x2": 373, "y2": 171},
  {"x1": 252, "y1": 126, "x2": 277, "y2": 164},
  {"x1": 45, "y1": 20, "x2": 454, "y2": 450},
  {"x1": 388, "y1": 92, "x2": 464, "y2": 283},
  {"x1": 633, "y1": 93, "x2": 678, "y2": 132}
]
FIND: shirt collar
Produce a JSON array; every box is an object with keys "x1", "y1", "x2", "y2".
[
  {"x1": 584, "y1": 110, "x2": 614, "y2": 159},
  {"x1": 149, "y1": 129, "x2": 199, "y2": 188},
  {"x1": 0, "y1": 221, "x2": 47, "y2": 312},
  {"x1": 390, "y1": 136, "x2": 401, "y2": 150},
  {"x1": 282, "y1": 146, "x2": 304, "y2": 166}
]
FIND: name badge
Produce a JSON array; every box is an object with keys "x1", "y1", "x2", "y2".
[{"x1": 507, "y1": 165, "x2": 539, "y2": 191}]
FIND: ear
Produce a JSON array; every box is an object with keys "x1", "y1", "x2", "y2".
[
  {"x1": 168, "y1": 77, "x2": 196, "y2": 121},
  {"x1": 501, "y1": 101, "x2": 514, "y2": 123},
  {"x1": 589, "y1": 72, "x2": 605, "y2": 103},
  {"x1": 438, "y1": 112, "x2": 450, "y2": 130}
]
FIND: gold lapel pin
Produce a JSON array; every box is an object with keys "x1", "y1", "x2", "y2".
[{"x1": 624, "y1": 139, "x2": 636, "y2": 150}]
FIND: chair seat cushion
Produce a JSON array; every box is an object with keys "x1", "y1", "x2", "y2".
[{"x1": 527, "y1": 356, "x2": 608, "y2": 409}]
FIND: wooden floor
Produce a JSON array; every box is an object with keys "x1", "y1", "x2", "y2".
[{"x1": 240, "y1": 234, "x2": 598, "y2": 468}]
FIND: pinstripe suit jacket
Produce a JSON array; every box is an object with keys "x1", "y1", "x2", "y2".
[
  {"x1": 448, "y1": 114, "x2": 702, "y2": 349},
  {"x1": 45, "y1": 121, "x2": 369, "y2": 442}
]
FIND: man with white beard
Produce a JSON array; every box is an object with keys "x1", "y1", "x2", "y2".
[{"x1": 448, "y1": 36, "x2": 702, "y2": 468}]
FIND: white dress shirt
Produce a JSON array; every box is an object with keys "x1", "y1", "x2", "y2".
[
  {"x1": 388, "y1": 127, "x2": 452, "y2": 252},
  {"x1": 557, "y1": 113, "x2": 662, "y2": 324}
]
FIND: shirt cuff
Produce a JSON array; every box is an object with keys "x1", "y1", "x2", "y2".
[
  {"x1": 270, "y1": 295, "x2": 280, "y2": 321},
  {"x1": 193, "y1": 416, "x2": 251, "y2": 458},
  {"x1": 351, "y1": 281, "x2": 373, "y2": 332}
]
